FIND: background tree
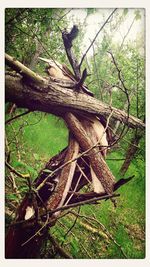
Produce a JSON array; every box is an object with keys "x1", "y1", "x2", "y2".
[{"x1": 5, "y1": 8, "x2": 145, "y2": 259}]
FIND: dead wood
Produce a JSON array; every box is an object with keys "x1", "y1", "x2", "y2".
[
  {"x1": 64, "y1": 112, "x2": 115, "y2": 194},
  {"x1": 45, "y1": 135, "x2": 79, "y2": 213},
  {"x1": 5, "y1": 50, "x2": 143, "y2": 259},
  {"x1": 5, "y1": 71, "x2": 145, "y2": 130}
]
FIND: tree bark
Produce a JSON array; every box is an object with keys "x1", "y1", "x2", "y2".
[
  {"x1": 64, "y1": 113, "x2": 115, "y2": 194},
  {"x1": 46, "y1": 135, "x2": 79, "y2": 212},
  {"x1": 29, "y1": 27, "x2": 51, "y2": 70},
  {"x1": 5, "y1": 73, "x2": 145, "y2": 130},
  {"x1": 5, "y1": 54, "x2": 145, "y2": 258},
  {"x1": 120, "y1": 130, "x2": 143, "y2": 175}
]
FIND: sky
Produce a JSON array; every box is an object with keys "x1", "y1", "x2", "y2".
[{"x1": 66, "y1": 8, "x2": 145, "y2": 57}]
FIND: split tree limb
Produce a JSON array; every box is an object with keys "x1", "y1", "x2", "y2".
[
  {"x1": 46, "y1": 135, "x2": 79, "y2": 212},
  {"x1": 5, "y1": 52, "x2": 145, "y2": 129},
  {"x1": 5, "y1": 53, "x2": 46, "y2": 85},
  {"x1": 64, "y1": 112, "x2": 115, "y2": 194}
]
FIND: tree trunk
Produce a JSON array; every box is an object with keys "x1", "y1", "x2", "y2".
[
  {"x1": 5, "y1": 54, "x2": 145, "y2": 258},
  {"x1": 113, "y1": 91, "x2": 135, "y2": 134},
  {"x1": 5, "y1": 72, "x2": 145, "y2": 130},
  {"x1": 29, "y1": 27, "x2": 51, "y2": 70},
  {"x1": 120, "y1": 130, "x2": 143, "y2": 175}
]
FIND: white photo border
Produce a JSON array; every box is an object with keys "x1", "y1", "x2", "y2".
[{"x1": 1, "y1": 1, "x2": 149, "y2": 267}]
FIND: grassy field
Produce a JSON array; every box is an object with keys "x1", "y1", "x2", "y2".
[
  {"x1": 5, "y1": 110, "x2": 145, "y2": 258},
  {"x1": 51, "y1": 150, "x2": 145, "y2": 259}
]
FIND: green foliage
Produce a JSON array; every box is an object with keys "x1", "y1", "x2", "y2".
[
  {"x1": 135, "y1": 10, "x2": 141, "y2": 20},
  {"x1": 123, "y1": 9, "x2": 128, "y2": 16},
  {"x1": 50, "y1": 149, "x2": 145, "y2": 259},
  {"x1": 5, "y1": 8, "x2": 145, "y2": 259},
  {"x1": 70, "y1": 238, "x2": 79, "y2": 256},
  {"x1": 5, "y1": 8, "x2": 70, "y2": 70},
  {"x1": 86, "y1": 8, "x2": 97, "y2": 16}
]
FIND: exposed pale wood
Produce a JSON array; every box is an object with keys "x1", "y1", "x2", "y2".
[
  {"x1": 81, "y1": 117, "x2": 107, "y2": 193},
  {"x1": 5, "y1": 53, "x2": 46, "y2": 85},
  {"x1": 64, "y1": 113, "x2": 116, "y2": 194},
  {"x1": 46, "y1": 136, "x2": 79, "y2": 212}
]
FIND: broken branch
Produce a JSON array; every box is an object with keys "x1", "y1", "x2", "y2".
[{"x1": 5, "y1": 71, "x2": 145, "y2": 130}]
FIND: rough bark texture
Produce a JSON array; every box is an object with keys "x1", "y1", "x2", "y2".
[
  {"x1": 5, "y1": 73, "x2": 145, "y2": 130},
  {"x1": 5, "y1": 196, "x2": 48, "y2": 259},
  {"x1": 29, "y1": 27, "x2": 51, "y2": 70},
  {"x1": 5, "y1": 146, "x2": 89, "y2": 259},
  {"x1": 5, "y1": 54, "x2": 144, "y2": 258},
  {"x1": 5, "y1": 132, "x2": 133, "y2": 259},
  {"x1": 64, "y1": 113, "x2": 115, "y2": 194}
]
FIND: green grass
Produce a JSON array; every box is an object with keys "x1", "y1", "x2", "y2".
[
  {"x1": 5, "y1": 110, "x2": 145, "y2": 259},
  {"x1": 51, "y1": 149, "x2": 145, "y2": 259}
]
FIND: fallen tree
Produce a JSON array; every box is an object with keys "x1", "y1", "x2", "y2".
[
  {"x1": 5, "y1": 60, "x2": 145, "y2": 130},
  {"x1": 5, "y1": 26, "x2": 145, "y2": 258}
]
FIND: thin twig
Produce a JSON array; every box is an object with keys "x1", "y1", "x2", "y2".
[
  {"x1": 62, "y1": 206, "x2": 80, "y2": 243},
  {"x1": 36, "y1": 111, "x2": 113, "y2": 192},
  {"x1": 77, "y1": 163, "x2": 91, "y2": 184},
  {"x1": 58, "y1": 220, "x2": 92, "y2": 258},
  {"x1": 91, "y1": 212, "x2": 128, "y2": 258},
  {"x1": 10, "y1": 124, "x2": 21, "y2": 161},
  {"x1": 79, "y1": 9, "x2": 117, "y2": 69},
  {"x1": 70, "y1": 211, "x2": 127, "y2": 258},
  {"x1": 11, "y1": 193, "x2": 120, "y2": 226},
  {"x1": 106, "y1": 51, "x2": 131, "y2": 145},
  {"x1": 21, "y1": 213, "x2": 49, "y2": 247},
  {"x1": 5, "y1": 110, "x2": 31, "y2": 124},
  {"x1": 42, "y1": 193, "x2": 120, "y2": 217},
  {"x1": 48, "y1": 232, "x2": 73, "y2": 258},
  {"x1": 64, "y1": 171, "x2": 83, "y2": 205},
  {"x1": 106, "y1": 158, "x2": 126, "y2": 161},
  {"x1": 5, "y1": 161, "x2": 30, "y2": 179},
  {"x1": 107, "y1": 51, "x2": 130, "y2": 115},
  {"x1": 57, "y1": 9, "x2": 73, "y2": 22},
  {"x1": 90, "y1": 38, "x2": 103, "y2": 100},
  {"x1": 120, "y1": 17, "x2": 135, "y2": 49}
]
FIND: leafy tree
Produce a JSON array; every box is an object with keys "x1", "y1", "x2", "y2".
[{"x1": 5, "y1": 8, "x2": 145, "y2": 259}]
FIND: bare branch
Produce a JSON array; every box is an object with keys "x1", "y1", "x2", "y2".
[
  {"x1": 44, "y1": 193, "x2": 120, "y2": 216},
  {"x1": 48, "y1": 233, "x2": 73, "y2": 259},
  {"x1": 5, "y1": 110, "x2": 31, "y2": 124},
  {"x1": 120, "y1": 17, "x2": 135, "y2": 49},
  {"x1": 57, "y1": 9, "x2": 73, "y2": 22},
  {"x1": 70, "y1": 211, "x2": 127, "y2": 258},
  {"x1": 5, "y1": 161, "x2": 30, "y2": 179},
  {"x1": 11, "y1": 193, "x2": 120, "y2": 226},
  {"x1": 79, "y1": 9, "x2": 117, "y2": 68},
  {"x1": 5, "y1": 53, "x2": 46, "y2": 85},
  {"x1": 62, "y1": 206, "x2": 80, "y2": 242},
  {"x1": 107, "y1": 51, "x2": 131, "y2": 143}
]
